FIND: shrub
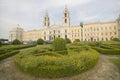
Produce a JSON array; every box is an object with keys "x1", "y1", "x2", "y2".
[
  {"x1": 92, "y1": 47, "x2": 120, "y2": 55},
  {"x1": 0, "y1": 50, "x2": 19, "y2": 60},
  {"x1": 14, "y1": 47, "x2": 99, "y2": 78},
  {"x1": 37, "y1": 38, "x2": 44, "y2": 45},
  {"x1": 52, "y1": 38, "x2": 67, "y2": 54},
  {"x1": 65, "y1": 38, "x2": 71, "y2": 44},
  {"x1": 112, "y1": 38, "x2": 120, "y2": 41},
  {"x1": 0, "y1": 44, "x2": 36, "y2": 54},
  {"x1": 74, "y1": 39, "x2": 80, "y2": 42},
  {"x1": 12, "y1": 39, "x2": 22, "y2": 45},
  {"x1": 88, "y1": 41, "x2": 101, "y2": 47}
]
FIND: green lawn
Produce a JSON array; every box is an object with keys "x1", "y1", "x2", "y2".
[{"x1": 110, "y1": 58, "x2": 120, "y2": 72}]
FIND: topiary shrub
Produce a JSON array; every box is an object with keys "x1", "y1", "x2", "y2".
[
  {"x1": 65, "y1": 38, "x2": 71, "y2": 44},
  {"x1": 52, "y1": 38, "x2": 67, "y2": 54},
  {"x1": 12, "y1": 39, "x2": 22, "y2": 45},
  {"x1": 37, "y1": 38, "x2": 44, "y2": 45}
]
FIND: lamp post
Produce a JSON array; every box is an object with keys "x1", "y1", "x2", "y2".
[{"x1": 80, "y1": 22, "x2": 83, "y2": 41}]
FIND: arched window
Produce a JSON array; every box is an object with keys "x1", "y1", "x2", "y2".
[{"x1": 65, "y1": 13, "x2": 67, "y2": 17}]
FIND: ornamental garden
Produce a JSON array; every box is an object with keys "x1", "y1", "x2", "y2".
[{"x1": 0, "y1": 38, "x2": 120, "y2": 78}]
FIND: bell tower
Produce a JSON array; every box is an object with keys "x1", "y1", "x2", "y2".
[
  {"x1": 62, "y1": 5, "x2": 70, "y2": 26},
  {"x1": 43, "y1": 11, "x2": 50, "y2": 28}
]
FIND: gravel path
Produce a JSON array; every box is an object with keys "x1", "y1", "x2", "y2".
[{"x1": 0, "y1": 52, "x2": 120, "y2": 80}]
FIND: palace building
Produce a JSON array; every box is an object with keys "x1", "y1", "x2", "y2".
[{"x1": 9, "y1": 6, "x2": 120, "y2": 43}]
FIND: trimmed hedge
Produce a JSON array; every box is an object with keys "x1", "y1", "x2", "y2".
[
  {"x1": 14, "y1": 46, "x2": 99, "y2": 78},
  {"x1": 92, "y1": 47, "x2": 120, "y2": 55},
  {"x1": 52, "y1": 38, "x2": 67, "y2": 54},
  {"x1": 0, "y1": 44, "x2": 36, "y2": 54},
  {"x1": 0, "y1": 50, "x2": 20, "y2": 60}
]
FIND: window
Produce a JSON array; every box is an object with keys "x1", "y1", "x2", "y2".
[
  {"x1": 114, "y1": 26, "x2": 116, "y2": 30},
  {"x1": 58, "y1": 30, "x2": 60, "y2": 33},
  {"x1": 54, "y1": 30, "x2": 55, "y2": 34},
  {"x1": 65, "y1": 13, "x2": 67, "y2": 17},
  {"x1": 109, "y1": 27, "x2": 111, "y2": 29},
  {"x1": 101, "y1": 33, "x2": 103, "y2": 36},
  {"x1": 44, "y1": 32, "x2": 46, "y2": 35},
  {"x1": 97, "y1": 28, "x2": 99, "y2": 31},
  {"x1": 44, "y1": 36, "x2": 46, "y2": 40},
  {"x1": 65, "y1": 19, "x2": 67, "y2": 23},
  {"x1": 65, "y1": 35, "x2": 67, "y2": 38},
  {"x1": 44, "y1": 22, "x2": 46, "y2": 26},
  {"x1": 102, "y1": 38, "x2": 103, "y2": 41},
  {"x1": 58, "y1": 35, "x2": 60, "y2": 38},
  {"x1": 65, "y1": 30, "x2": 67, "y2": 33},
  {"x1": 54, "y1": 35, "x2": 55, "y2": 39},
  {"x1": 110, "y1": 32, "x2": 112, "y2": 35},
  {"x1": 114, "y1": 32, "x2": 116, "y2": 35},
  {"x1": 106, "y1": 33, "x2": 108, "y2": 36},
  {"x1": 105, "y1": 27, "x2": 107, "y2": 30},
  {"x1": 106, "y1": 38, "x2": 108, "y2": 41},
  {"x1": 49, "y1": 31, "x2": 51, "y2": 34}
]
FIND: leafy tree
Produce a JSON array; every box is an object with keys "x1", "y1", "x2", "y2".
[
  {"x1": 65, "y1": 38, "x2": 71, "y2": 44},
  {"x1": 37, "y1": 38, "x2": 44, "y2": 45},
  {"x1": 12, "y1": 39, "x2": 21, "y2": 45},
  {"x1": 52, "y1": 38, "x2": 67, "y2": 54}
]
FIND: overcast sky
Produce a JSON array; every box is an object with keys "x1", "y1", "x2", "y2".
[{"x1": 0, "y1": 0, "x2": 120, "y2": 39}]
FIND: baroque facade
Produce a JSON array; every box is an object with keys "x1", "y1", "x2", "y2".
[{"x1": 9, "y1": 6, "x2": 120, "y2": 43}]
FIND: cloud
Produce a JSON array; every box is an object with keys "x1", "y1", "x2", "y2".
[{"x1": 0, "y1": 0, "x2": 120, "y2": 39}]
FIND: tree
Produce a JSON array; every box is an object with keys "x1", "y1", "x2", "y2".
[
  {"x1": 52, "y1": 38, "x2": 67, "y2": 54},
  {"x1": 65, "y1": 38, "x2": 71, "y2": 44},
  {"x1": 37, "y1": 38, "x2": 44, "y2": 45},
  {"x1": 12, "y1": 39, "x2": 21, "y2": 45}
]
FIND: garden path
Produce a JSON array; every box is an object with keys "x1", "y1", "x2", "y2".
[{"x1": 0, "y1": 49, "x2": 120, "y2": 80}]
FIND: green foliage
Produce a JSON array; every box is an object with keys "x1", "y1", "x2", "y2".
[
  {"x1": 110, "y1": 58, "x2": 120, "y2": 72},
  {"x1": 37, "y1": 38, "x2": 44, "y2": 45},
  {"x1": 52, "y1": 38, "x2": 67, "y2": 54},
  {"x1": 14, "y1": 46, "x2": 99, "y2": 78},
  {"x1": 12, "y1": 39, "x2": 22, "y2": 45},
  {"x1": 88, "y1": 41, "x2": 101, "y2": 47},
  {"x1": 92, "y1": 47, "x2": 120, "y2": 55},
  {"x1": 112, "y1": 38, "x2": 120, "y2": 41},
  {"x1": 0, "y1": 40, "x2": 2, "y2": 47},
  {"x1": 74, "y1": 39, "x2": 80, "y2": 42},
  {"x1": 65, "y1": 38, "x2": 71, "y2": 44},
  {"x1": 0, "y1": 50, "x2": 19, "y2": 60},
  {"x1": 0, "y1": 44, "x2": 36, "y2": 54}
]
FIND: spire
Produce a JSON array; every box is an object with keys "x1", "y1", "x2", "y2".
[
  {"x1": 64, "y1": 5, "x2": 68, "y2": 13},
  {"x1": 45, "y1": 10, "x2": 48, "y2": 17}
]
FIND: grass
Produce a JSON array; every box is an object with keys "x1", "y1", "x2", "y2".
[
  {"x1": 14, "y1": 45, "x2": 99, "y2": 78},
  {"x1": 110, "y1": 58, "x2": 120, "y2": 72}
]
